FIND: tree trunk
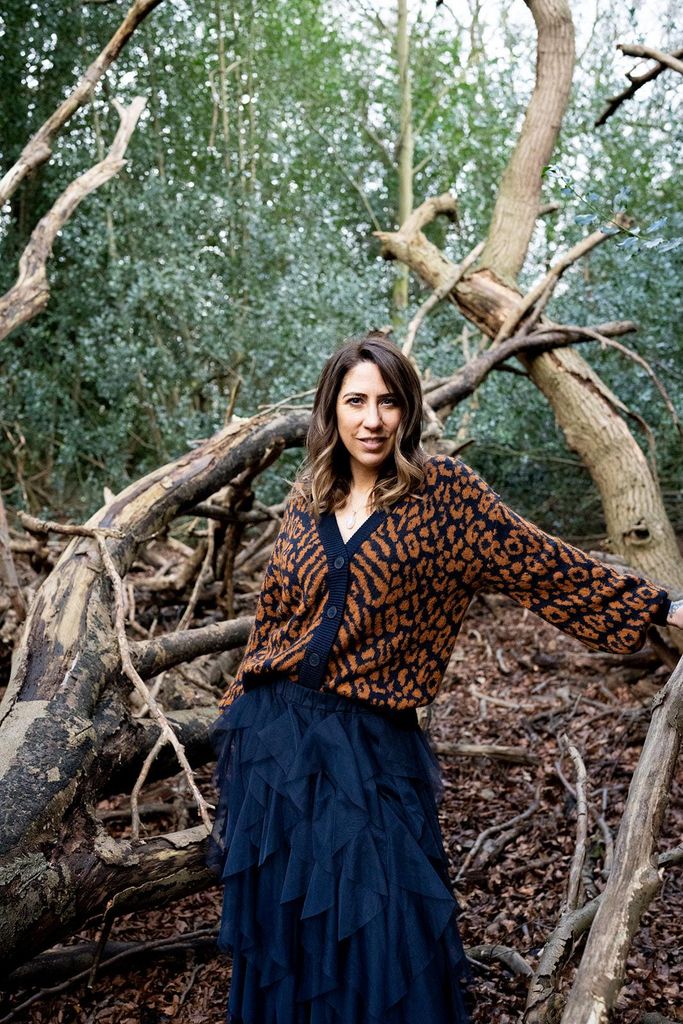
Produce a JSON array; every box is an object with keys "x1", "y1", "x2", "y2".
[
  {"x1": 476, "y1": 0, "x2": 682, "y2": 594},
  {"x1": 477, "y1": 0, "x2": 575, "y2": 281},
  {"x1": 392, "y1": 0, "x2": 413, "y2": 319},
  {"x1": 526, "y1": 349, "x2": 681, "y2": 588}
]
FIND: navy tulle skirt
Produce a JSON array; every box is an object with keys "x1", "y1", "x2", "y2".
[{"x1": 207, "y1": 677, "x2": 471, "y2": 1023}]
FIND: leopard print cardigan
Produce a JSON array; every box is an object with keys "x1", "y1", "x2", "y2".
[{"x1": 219, "y1": 455, "x2": 670, "y2": 711}]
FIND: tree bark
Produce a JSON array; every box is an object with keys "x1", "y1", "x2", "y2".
[
  {"x1": 377, "y1": 203, "x2": 683, "y2": 596},
  {"x1": 525, "y1": 349, "x2": 681, "y2": 589},
  {"x1": 477, "y1": 0, "x2": 575, "y2": 281},
  {"x1": 0, "y1": 822, "x2": 213, "y2": 975},
  {"x1": 383, "y1": 0, "x2": 683, "y2": 597},
  {"x1": 0, "y1": 494, "x2": 26, "y2": 621}
]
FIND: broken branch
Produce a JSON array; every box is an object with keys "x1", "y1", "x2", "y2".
[
  {"x1": 596, "y1": 45, "x2": 683, "y2": 126},
  {"x1": 0, "y1": 0, "x2": 162, "y2": 206},
  {"x1": 0, "y1": 98, "x2": 147, "y2": 344}
]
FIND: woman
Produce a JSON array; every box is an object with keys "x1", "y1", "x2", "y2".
[{"x1": 208, "y1": 332, "x2": 681, "y2": 1024}]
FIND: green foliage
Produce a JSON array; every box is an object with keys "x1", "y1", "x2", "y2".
[
  {"x1": 0, "y1": 0, "x2": 680, "y2": 534},
  {"x1": 543, "y1": 165, "x2": 683, "y2": 257}
]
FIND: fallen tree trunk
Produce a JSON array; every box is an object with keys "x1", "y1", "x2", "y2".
[
  {"x1": 0, "y1": 415, "x2": 303, "y2": 970},
  {"x1": 5, "y1": 930, "x2": 219, "y2": 989},
  {"x1": 0, "y1": 823, "x2": 213, "y2": 977},
  {"x1": 559, "y1": 655, "x2": 683, "y2": 1024}
]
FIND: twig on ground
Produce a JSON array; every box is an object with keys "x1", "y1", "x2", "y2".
[
  {"x1": 176, "y1": 520, "x2": 216, "y2": 632},
  {"x1": 435, "y1": 741, "x2": 539, "y2": 765},
  {"x1": 466, "y1": 944, "x2": 534, "y2": 977},
  {"x1": 456, "y1": 795, "x2": 541, "y2": 882},
  {"x1": 560, "y1": 741, "x2": 588, "y2": 914}
]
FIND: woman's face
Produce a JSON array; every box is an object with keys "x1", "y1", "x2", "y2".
[{"x1": 335, "y1": 361, "x2": 403, "y2": 482}]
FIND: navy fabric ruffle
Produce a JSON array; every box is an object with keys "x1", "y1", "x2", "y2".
[{"x1": 208, "y1": 678, "x2": 471, "y2": 1023}]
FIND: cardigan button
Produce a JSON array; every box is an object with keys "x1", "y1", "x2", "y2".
[
  {"x1": 309, "y1": 652, "x2": 320, "y2": 666},
  {"x1": 333, "y1": 555, "x2": 345, "y2": 569},
  {"x1": 326, "y1": 605, "x2": 337, "y2": 618}
]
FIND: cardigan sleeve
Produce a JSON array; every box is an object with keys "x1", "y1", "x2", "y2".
[{"x1": 458, "y1": 462, "x2": 670, "y2": 654}]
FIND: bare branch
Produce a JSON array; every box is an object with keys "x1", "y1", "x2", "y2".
[
  {"x1": 402, "y1": 242, "x2": 484, "y2": 358},
  {"x1": 130, "y1": 733, "x2": 167, "y2": 840},
  {"x1": 493, "y1": 222, "x2": 626, "y2": 345},
  {"x1": 425, "y1": 320, "x2": 637, "y2": 421},
  {"x1": 467, "y1": 944, "x2": 534, "y2": 978},
  {"x1": 130, "y1": 617, "x2": 254, "y2": 678},
  {"x1": 17, "y1": 511, "x2": 123, "y2": 540},
  {"x1": 524, "y1": 842, "x2": 682, "y2": 1024},
  {"x1": 0, "y1": 98, "x2": 147, "y2": 344},
  {"x1": 391, "y1": 191, "x2": 458, "y2": 238},
  {"x1": 0, "y1": 495, "x2": 26, "y2": 621},
  {"x1": 619, "y1": 44, "x2": 683, "y2": 76},
  {"x1": 596, "y1": 45, "x2": 683, "y2": 126},
  {"x1": 564, "y1": 327, "x2": 683, "y2": 441},
  {"x1": 560, "y1": 742, "x2": 588, "y2": 914},
  {"x1": 434, "y1": 742, "x2": 539, "y2": 766},
  {"x1": 177, "y1": 521, "x2": 216, "y2": 632},
  {"x1": 0, "y1": 0, "x2": 162, "y2": 207},
  {"x1": 456, "y1": 795, "x2": 540, "y2": 882}
]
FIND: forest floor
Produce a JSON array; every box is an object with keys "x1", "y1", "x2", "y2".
[{"x1": 2, "y1": 594, "x2": 681, "y2": 1024}]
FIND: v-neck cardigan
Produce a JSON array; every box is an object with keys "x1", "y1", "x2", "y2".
[{"x1": 219, "y1": 455, "x2": 670, "y2": 712}]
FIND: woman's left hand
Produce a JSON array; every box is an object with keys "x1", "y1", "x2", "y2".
[{"x1": 667, "y1": 598, "x2": 683, "y2": 629}]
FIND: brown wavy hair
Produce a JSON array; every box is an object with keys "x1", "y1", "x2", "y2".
[{"x1": 293, "y1": 332, "x2": 428, "y2": 516}]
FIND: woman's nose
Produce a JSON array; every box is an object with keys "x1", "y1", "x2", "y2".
[{"x1": 362, "y1": 403, "x2": 382, "y2": 427}]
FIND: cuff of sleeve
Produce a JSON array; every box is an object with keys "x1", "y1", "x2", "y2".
[{"x1": 652, "y1": 594, "x2": 671, "y2": 626}]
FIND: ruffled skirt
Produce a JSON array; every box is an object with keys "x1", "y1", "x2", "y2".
[{"x1": 207, "y1": 677, "x2": 471, "y2": 1023}]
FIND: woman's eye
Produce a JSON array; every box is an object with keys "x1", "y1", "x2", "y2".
[{"x1": 346, "y1": 396, "x2": 398, "y2": 406}]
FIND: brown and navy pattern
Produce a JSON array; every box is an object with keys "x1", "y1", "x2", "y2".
[{"x1": 219, "y1": 455, "x2": 670, "y2": 711}]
